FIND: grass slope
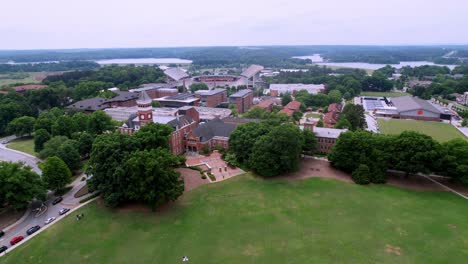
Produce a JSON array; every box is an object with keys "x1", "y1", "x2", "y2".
[
  {"x1": 1, "y1": 175, "x2": 468, "y2": 264},
  {"x1": 378, "y1": 119, "x2": 466, "y2": 142},
  {"x1": 6, "y1": 137, "x2": 36, "y2": 156},
  {"x1": 361, "y1": 91, "x2": 411, "y2": 97}
]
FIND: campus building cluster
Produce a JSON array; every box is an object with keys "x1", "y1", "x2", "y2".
[{"x1": 362, "y1": 96, "x2": 452, "y2": 121}]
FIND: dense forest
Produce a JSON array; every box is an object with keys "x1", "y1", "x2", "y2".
[
  {"x1": 1, "y1": 46, "x2": 468, "y2": 67},
  {"x1": 0, "y1": 61, "x2": 99, "y2": 73}
]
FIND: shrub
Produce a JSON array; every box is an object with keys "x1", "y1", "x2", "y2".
[
  {"x1": 207, "y1": 172, "x2": 216, "y2": 181},
  {"x1": 201, "y1": 175, "x2": 207, "y2": 180},
  {"x1": 81, "y1": 176, "x2": 86, "y2": 181},
  {"x1": 79, "y1": 192, "x2": 100, "y2": 203},
  {"x1": 352, "y1": 164, "x2": 371, "y2": 185}
]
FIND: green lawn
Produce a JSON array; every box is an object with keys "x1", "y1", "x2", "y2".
[
  {"x1": 378, "y1": 119, "x2": 466, "y2": 142},
  {"x1": 305, "y1": 113, "x2": 322, "y2": 118},
  {"x1": 6, "y1": 137, "x2": 36, "y2": 156},
  {"x1": 2, "y1": 174, "x2": 468, "y2": 264},
  {"x1": 361, "y1": 91, "x2": 411, "y2": 97}
]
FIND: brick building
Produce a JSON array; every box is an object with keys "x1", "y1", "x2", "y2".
[
  {"x1": 304, "y1": 125, "x2": 348, "y2": 153},
  {"x1": 229, "y1": 89, "x2": 253, "y2": 114},
  {"x1": 119, "y1": 91, "x2": 199, "y2": 155},
  {"x1": 185, "y1": 118, "x2": 236, "y2": 152},
  {"x1": 194, "y1": 88, "x2": 227, "y2": 107},
  {"x1": 129, "y1": 84, "x2": 178, "y2": 99}
]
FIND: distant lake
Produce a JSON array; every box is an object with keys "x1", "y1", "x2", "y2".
[
  {"x1": 294, "y1": 54, "x2": 457, "y2": 70},
  {"x1": 95, "y1": 58, "x2": 192, "y2": 65}
]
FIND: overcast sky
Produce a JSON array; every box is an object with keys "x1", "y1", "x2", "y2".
[{"x1": 1, "y1": 0, "x2": 468, "y2": 50}]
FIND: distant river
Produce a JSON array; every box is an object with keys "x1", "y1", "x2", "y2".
[
  {"x1": 95, "y1": 58, "x2": 192, "y2": 65},
  {"x1": 293, "y1": 54, "x2": 457, "y2": 70}
]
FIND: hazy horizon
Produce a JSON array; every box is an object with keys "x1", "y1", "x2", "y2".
[{"x1": 2, "y1": 0, "x2": 468, "y2": 50}]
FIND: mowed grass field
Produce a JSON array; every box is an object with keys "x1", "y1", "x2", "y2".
[
  {"x1": 377, "y1": 119, "x2": 466, "y2": 142},
  {"x1": 0, "y1": 73, "x2": 39, "y2": 86},
  {"x1": 2, "y1": 174, "x2": 468, "y2": 264},
  {"x1": 6, "y1": 137, "x2": 36, "y2": 156},
  {"x1": 361, "y1": 91, "x2": 411, "y2": 97}
]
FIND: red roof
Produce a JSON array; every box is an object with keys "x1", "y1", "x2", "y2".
[
  {"x1": 280, "y1": 101, "x2": 302, "y2": 117},
  {"x1": 328, "y1": 103, "x2": 339, "y2": 113},
  {"x1": 13, "y1": 84, "x2": 48, "y2": 92},
  {"x1": 324, "y1": 112, "x2": 338, "y2": 127},
  {"x1": 257, "y1": 99, "x2": 276, "y2": 109}
]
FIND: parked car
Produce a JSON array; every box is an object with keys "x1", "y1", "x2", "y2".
[
  {"x1": 52, "y1": 197, "x2": 63, "y2": 205},
  {"x1": 0, "y1": 245, "x2": 7, "y2": 253},
  {"x1": 0, "y1": 230, "x2": 4, "y2": 237},
  {"x1": 45, "y1": 217, "x2": 56, "y2": 225},
  {"x1": 58, "y1": 208, "x2": 70, "y2": 215},
  {"x1": 26, "y1": 225, "x2": 41, "y2": 235},
  {"x1": 10, "y1": 236, "x2": 23, "y2": 245}
]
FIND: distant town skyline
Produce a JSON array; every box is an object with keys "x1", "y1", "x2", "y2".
[{"x1": 2, "y1": 0, "x2": 468, "y2": 50}]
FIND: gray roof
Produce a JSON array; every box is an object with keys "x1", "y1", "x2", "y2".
[
  {"x1": 195, "y1": 88, "x2": 226, "y2": 96},
  {"x1": 313, "y1": 127, "x2": 348, "y2": 139},
  {"x1": 164, "y1": 68, "x2": 189, "y2": 81},
  {"x1": 241, "y1": 65, "x2": 264, "y2": 78},
  {"x1": 390, "y1": 96, "x2": 443, "y2": 114},
  {"x1": 136, "y1": 91, "x2": 152, "y2": 104},
  {"x1": 67, "y1": 91, "x2": 139, "y2": 111},
  {"x1": 193, "y1": 118, "x2": 236, "y2": 143},
  {"x1": 229, "y1": 89, "x2": 252, "y2": 98}
]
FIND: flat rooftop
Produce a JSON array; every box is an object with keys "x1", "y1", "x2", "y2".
[
  {"x1": 313, "y1": 127, "x2": 348, "y2": 139},
  {"x1": 230, "y1": 89, "x2": 252, "y2": 98},
  {"x1": 156, "y1": 93, "x2": 199, "y2": 103},
  {"x1": 195, "y1": 88, "x2": 226, "y2": 96}
]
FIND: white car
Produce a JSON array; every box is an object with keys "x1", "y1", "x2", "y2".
[{"x1": 45, "y1": 217, "x2": 56, "y2": 225}]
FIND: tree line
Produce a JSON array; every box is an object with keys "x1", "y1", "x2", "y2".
[
  {"x1": 0, "y1": 61, "x2": 99, "y2": 73},
  {"x1": 329, "y1": 130, "x2": 468, "y2": 186}
]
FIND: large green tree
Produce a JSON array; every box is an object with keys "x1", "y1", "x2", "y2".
[
  {"x1": 0, "y1": 161, "x2": 46, "y2": 210},
  {"x1": 123, "y1": 149, "x2": 184, "y2": 209},
  {"x1": 389, "y1": 131, "x2": 442, "y2": 177},
  {"x1": 249, "y1": 124, "x2": 304, "y2": 177},
  {"x1": 339, "y1": 104, "x2": 366, "y2": 130},
  {"x1": 189, "y1": 83, "x2": 209, "y2": 93},
  {"x1": 40, "y1": 136, "x2": 81, "y2": 171},
  {"x1": 88, "y1": 110, "x2": 114, "y2": 134},
  {"x1": 42, "y1": 156, "x2": 72, "y2": 193},
  {"x1": 437, "y1": 139, "x2": 468, "y2": 186},
  {"x1": 281, "y1": 93, "x2": 292, "y2": 106},
  {"x1": 87, "y1": 133, "x2": 141, "y2": 207},
  {"x1": 133, "y1": 123, "x2": 173, "y2": 150},
  {"x1": 34, "y1": 128, "x2": 51, "y2": 152},
  {"x1": 7, "y1": 116, "x2": 36, "y2": 137},
  {"x1": 228, "y1": 122, "x2": 271, "y2": 165},
  {"x1": 302, "y1": 129, "x2": 318, "y2": 153},
  {"x1": 51, "y1": 115, "x2": 76, "y2": 138}
]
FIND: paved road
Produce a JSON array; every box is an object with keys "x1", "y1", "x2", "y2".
[
  {"x1": 0, "y1": 143, "x2": 89, "y2": 252},
  {"x1": 0, "y1": 176, "x2": 87, "y2": 251},
  {"x1": 0, "y1": 143, "x2": 41, "y2": 174}
]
